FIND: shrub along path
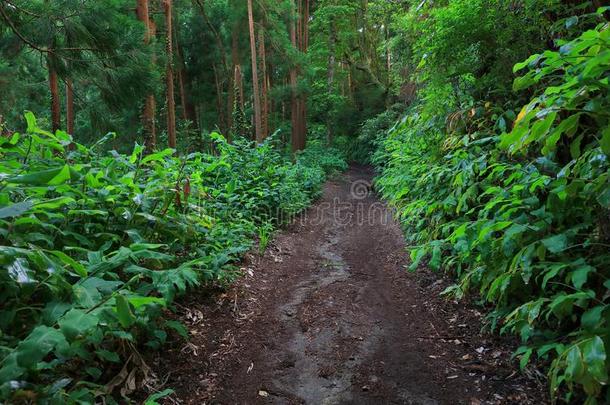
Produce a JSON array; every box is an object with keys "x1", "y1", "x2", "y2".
[{"x1": 147, "y1": 166, "x2": 546, "y2": 404}]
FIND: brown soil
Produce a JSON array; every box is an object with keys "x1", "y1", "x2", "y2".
[{"x1": 146, "y1": 165, "x2": 547, "y2": 405}]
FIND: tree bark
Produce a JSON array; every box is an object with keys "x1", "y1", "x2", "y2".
[
  {"x1": 48, "y1": 63, "x2": 61, "y2": 133},
  {"x1": 231, "y1": 64, "x2": 249, "y2": 140},
  {"x1": 299, "y1": 0, "x2": 309, "y2": 149},
  {"x1": 326, "y1": 16, "x2": 336, "y2": 145},
  {"x1": 136, "y1": 0, "x2": 156, "y2": 152},
  {"x1": 164, "y1": 0, "x2": 177, "y2": 149},
  {"x1": 267, "y1": 56, "x2": 274, "y2": 133},
  {"x1": 174, "y1": 21, "x2": 196, "y2": 127},
  {"x1": 247, "y1": 0, "x2": 263, "y2": 143},
  {"x1": 176, "y1": 64, "x2": 187, "y2": 121},
  {"x1": 194, "y1": 0, "x2": 229, "y2": 134},
  {"x1": 66, "y1": 78, "x2": 74, "y2": 135},
  {"x1": 213, "y1": 64, "x2": 226, "y2": 133},
  {"x1": 235, "y1": 64, "x2": 245, "y2": 113},
  {"x1": 258, "y1": 29, "x2": 269, "y2": 138},
  {"x1": 289, "y1": 0, "x2": 300, "y2": 153},
  {"x1": 227, "y1": 3, "x2": 241, "y2": 137},
  {"x1": 291, "y1": 0, "x2": 309, "y2": 153}
]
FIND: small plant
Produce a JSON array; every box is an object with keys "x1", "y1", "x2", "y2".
[{"x1": 258, "y1": 221, "x2": 274, "y2": 255}]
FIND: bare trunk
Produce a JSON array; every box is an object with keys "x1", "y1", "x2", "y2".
[
  {"x1": 327, "y1": 17, "x2": 336, "y2": 145},
  {"x1": 267, "y1": 57, "x2": 274, "y2": 133},
  {"x1": 247, "y1": 0, "x2": 263, "y2": 143},
  {"x1": 291, "y1": 0, "x2": 308, "y2": 153},
  {"x1": 136, "y1": 0, "x2": 156, "y2": 152},
  {"x1": 164, "y1": 0, "x2": 177, "y2": 149},
  {"x1": 177, "y1": 66, "x2": 187, "y2": 121},
  {"x1": 144, "y1": 96, "x2": 156, "y2": 151},
  {"x1": 290, "y1": 1, "x2": 299, "y2": 153},
  {"x1": 235, "y1": 64, "x2": 245, "y2": 112},
  {"x1": 228, "y1": 10, "x2": 240, "y2": 136},
  {"x1": 194, "y1": 0, "x2": 229, "y2": 134},
  {"x1": 348, "y1": 68, "x2": 353, "y2": 100},
  {"x1": 258, "y1": 29, "x2": 269, "y2": 138},
  {"x1": 300, "y1": 0, "x2": 309, "y2": 149},
  {"x1": 385, "y1": 21, "x2": 392, "y2": 107},
  {"x1": 174, "y1": 22, "x2": 196, "y2": 127},
  {"x1": 231, "y1": 64, "x2": 248, "y2": 140},
  {"x1": 49, "y1": 63, "x2": 60, "y2": 133},
  {"x1": 213, "y1": 65, "x2": 226, "y2": 132},
  {"x1": 385, "y1": 23, "x2": 391, "y2": 75},
  {"x1": 66, "y1": 78, "x2": 74, "y2": 135}
]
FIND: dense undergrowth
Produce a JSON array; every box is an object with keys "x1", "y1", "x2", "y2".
[
  {"x1": 0, "y1": 114, "x2": 346, "y2": 403},
  {"x1": 371, "y1": 9, "x2": 610, "y2": 404}
]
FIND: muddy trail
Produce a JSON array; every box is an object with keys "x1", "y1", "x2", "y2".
[{"x1": 149, "y1": 166, "x2": 546, "y2": 404}]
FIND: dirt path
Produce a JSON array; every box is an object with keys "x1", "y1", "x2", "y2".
[{"x1": 149, "y1": 166, "x2": 546, "y2": 404}]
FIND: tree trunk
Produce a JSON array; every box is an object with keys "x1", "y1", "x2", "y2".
[
  {"x1": 164, "y1": 0, "x2": 177, "y2": 149},
  {"x1": 66, "y1": 78, "x2": 74, "y2": 135},
  {"x1": 267, "y1": 58, "x2": 274, "y2": 133},
  {"x1": 258, "y1": 29, "x2": 269, "y2": 138},
  {"x1": 385, "y1": 20, "x2": 392, "y2": 107},
  {"x1": 291, "y1": 0, "x2": 309, "y2": 153},
  {"x1": 235, "y1": 64, "x2": 245, "y2": 112},
  {"x1": 174, "y1": 22, "x2": 196, "y2": 128},
  {"x1": 385, "y1": 22, "x2": 391, "y2": 75},
  {"x1": 227, "y1": 9, "x2": 240, "y2": 137},
  {"x1": 136, "y1": 0, "x2": 156, "y2": 152},
  {"x1": 327, "y1": 16, "x2": 336, "y2": 145},
  {"x1": 194, "y1": 0, "x2": 229, "y2": 134},
  {"x1": 289, "y1": 1, "x2": 300, "y2": 153},
  {"x1": 231, "y1": 64, "x2": 249, "y2": 140},
  {"x1": 299, "y1": 0, "x2": 309, "y2": 149},
  {"x1": 48, "y1": 63, "x2": 60, "y2": 133},
  {"x1": 247, "y1": 0, "x2": 263, "y2": 143},
  {"x1": 177, "y1": 65, "x2": 187, "y2": 121},
  {"x1": 213, "y1": 64, "x2": 225, "y2": 132}
]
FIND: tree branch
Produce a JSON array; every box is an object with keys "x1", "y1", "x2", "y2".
[{"x1": 0, "y1": 4, "x2": 50, "y2": 53}]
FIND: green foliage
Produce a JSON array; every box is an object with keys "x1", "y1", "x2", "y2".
[
  {"x1": 406, "y1": 0, "x2": 556, "y2": 101},
  {"x1": 375, "y1": 13, "x2": 610, "y2": 402},
  {"x1": 0, "y1": 113, "x2": 345, "y2": 402},
  {"x1": 277, "y1": 141, "x2": 347, "y2": 213},
  {"x1": 0, "y1": 0, "x2": 156, "y2": 143},
  {"x1": 347, "y1": 104, "x2": 405, "y2": 163}
]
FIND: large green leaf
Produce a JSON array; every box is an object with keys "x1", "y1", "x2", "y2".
[
  {"x1": 8, "y1": 167, "x2": 65, "y2": 185},
  {"x1": 58, "y1": 309, "x2": 99, "y2": 340},
  {"x1": 8, "y1": 326, "x2": 69, "y2": 372},
  {"x1": 542, "y1": 234, "x2": 569, "y2": 254},
  {"x1": 0, "y1": 201, "x2": 33, "y2": 219},
  {"x1": 48, "y1": 250, "x2": 87, "y2": 277},
  {"x1": 582, "y1": 337, "x2": 607, "y2": 384},
  {"x1": 48, "y1": 165, "x2": 72, "y2": 185},
  {"x1": 115, "y1": 295, "x2": 136, "y2": 328},
  {"x1": 601, "y1": 126, "x2": 610, "y2": 156}
]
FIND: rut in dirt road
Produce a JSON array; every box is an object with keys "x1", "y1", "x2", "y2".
[{"x1": 151, "y1": 166, "x2": 545, "y2": 405}]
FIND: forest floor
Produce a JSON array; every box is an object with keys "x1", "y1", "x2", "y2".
[{"x1": 147, "y1": 165, "x2": 548, "y2": 405}]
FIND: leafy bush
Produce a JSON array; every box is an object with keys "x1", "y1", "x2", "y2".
[
  {"x1": 0, "y1": 114, "x2": 345, "y2": 402},
  {"x1": 375, "y1": 16, "x2": 610, "y2": 404},
  {"x1": 297, "y1": 141, "x2": 348, "y2": 176},
  {"x1": 276, "y1": 145, "x2": 343, "y2": 217},
  {"x1": 347, "y1": 104, "x2": 405, "y2": 164}
]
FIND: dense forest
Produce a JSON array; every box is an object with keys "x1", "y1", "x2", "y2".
[{"x1": 0, "y1": 0, "x2": 609, "y2": 403}]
